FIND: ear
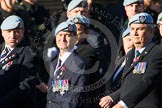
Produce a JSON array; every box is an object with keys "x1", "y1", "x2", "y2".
[
  {"x1": 149, "y1": 26, "x2": 154, "y2": 34},
  {"x1": 1, "y1": 30, "x2": 5, "y2": 38},
  {"x1": 157, "y1": 24, "x2": 160, "y2": 29},
  {"x1": 66, "y1": 11, "x2": 70, "y2": 18},
  {"x1": 124, "y1": 6, "x2": 127, "y2": 11}
]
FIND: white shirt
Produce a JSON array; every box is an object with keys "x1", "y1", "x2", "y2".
[
  {"x1": 0, "y1": 45, "x2": 14, "y2": 61},
  {"x1": 54, "y1": 48, "x2": 75, "y2": 76}
]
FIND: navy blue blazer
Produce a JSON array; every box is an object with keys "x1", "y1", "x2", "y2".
[
  {"x1": 0, "y1": 43, "x2": 39, "y2": 108},
  {"x1": 46, "y1": 50, "x2": 89, "y2": 108},
  {"x1": 110, "y1": 42, "x2": 162, "y2": 108}
]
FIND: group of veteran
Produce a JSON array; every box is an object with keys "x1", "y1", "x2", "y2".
[
  {"x1": 0, "y1": 0, "x2": 103, "y2": 108},
  {"x1": 99, "y1": 12, "x2": 162, "y2": 108},
  {"x1": 0, "y1": 14, "x2": 90, "y2": 108},
  {"x1": 1, "y1": 0, "x2": 162, "y2": 108}
]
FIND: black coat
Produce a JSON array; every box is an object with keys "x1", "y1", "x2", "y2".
[
  {"x1": 110, "y1": 43, "x2": 162, "y2": 108},
  {"x1": 46, "y1": 51, "x2": 89, "y2": 108},
  {"x1": 107, "y1": 56, "x2": 125, "y2": 93},
  {"x1": 0, "y1": 43, "x2": 39, "y2": 108}
]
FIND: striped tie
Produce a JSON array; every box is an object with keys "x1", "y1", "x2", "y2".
[
  {"x1": 1, "y1": 47, "x2": 10, "y2": 59},
  {"x1": 56, "y1": 59, "x2": 62, "y2": 70},
  {"x1": 54, "y1": 59, "x2": 62, "y2": 77},
  {"x1": 134, "y1": 50, "x2": 140, "y2": 62}
]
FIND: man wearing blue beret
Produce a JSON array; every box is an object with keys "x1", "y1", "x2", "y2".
[
  {"x1": 123, "y1": 0, "x2": 144, "y2": 30},
  {"x1": 99, "y1": 13, "x2": 162, "y2": 108},
  {"x1": 0, "y1": 15, "x2": 39, "y2": 108},
  {"x1": 117, "y1": 0, "x2": 144, "y2": 72},
  {"x1": 46, "y1": 21, "x2": 89, "y2": 108}
]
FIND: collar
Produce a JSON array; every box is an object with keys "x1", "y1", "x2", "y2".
[
  {"x1": 59, "y1": 47, "x2": 75, "y2": 65},
  {"x1": 5, "y1": 44, "x2": 14, "y2": 51},
  {"x1": 136, "y1": 47, "x2": 145, "y2": 54}
]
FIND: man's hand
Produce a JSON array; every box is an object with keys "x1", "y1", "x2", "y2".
[
  {"x1": 112, "y1": 103, "x2": 123, "y2": 108},
  {"x1": 36, "y1": 82, "x2": 48, "y2": 93},
  {"x1": 99, "y1": 96, "x2": 113, "y2": 108}
]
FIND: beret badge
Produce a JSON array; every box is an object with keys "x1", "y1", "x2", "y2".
[
  {"x1": 160, "y1": 18, "x2": 162, "y2": 21},
  {"x1": 68, "y1": 24, "x2": 73, "y2": 32},
  {"x1": 18, "y1": 22, "x2": 24, "y2": 28},
  {"x1": 73, "y1": 18, "x2": 79, "y2": 23},
  {"x1": 139, "y1": 15, "x2": 146, "y2": 23}
]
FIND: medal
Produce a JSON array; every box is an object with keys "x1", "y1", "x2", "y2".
[
  {"x1": 52, "y1": 79, "x2": 69, "y2": 95},
  {"x1": 133, "y1": 62, "x2": 147, "y2": 74}
]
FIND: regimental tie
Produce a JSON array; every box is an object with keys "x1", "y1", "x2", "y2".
[
  {"x1": 0, "y1": 47, "x2": 10, "y2": 61},
  {"x1": 134, "y1": 50, "x2": 140, "y2": 62},
  {"x1": 54, "y1": 59, "x2": 62, "y2": 76}
]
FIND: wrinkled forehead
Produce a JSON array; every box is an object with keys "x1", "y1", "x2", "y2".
[
  {"x1": 3, "y1": 29, "x2": 24, "y2": 32},
  {"x1": 125, "y1": 2, "x2": 143, "y2": 7},
  {"x1": 129, "y1": 23, "x2": 148, "y2": 29},
  {"x1": 56, "y1": 31, "x2": 74, "y2": 36}
]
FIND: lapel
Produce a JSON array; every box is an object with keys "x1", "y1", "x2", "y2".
[
  {"x1": 110, "y1": 56, "x2": 126, "y2": 78},
  {"x1": 114, "y1": 56, "x2": 125, "y2": 71},
  {"x1": 123, "y1": 48, "x2": 135, "y2": 72},
  {"x1": 0, "y1": 43, "x2": 25, "y2": 57},
  {"x1": 57, "y1": 52, "x2": 76, "y2": 80},
  {"x1": 122, "y1": 43, "x2": 155, "y2": 79},
  {"x1": 54, "y1": 51, "x2": 80, "y2": 80},
  {"x1": 50, "y1": 58, "x2": 58, "y2": 79},
  {"x1": 51, "y1": 50, "x2": 83, "y2": 80},
  {"x1": 0, "y1": 44, "x2": 25, "y2": 69},
  {"x1": 0, "y1": 43, "x2": 5, "y2": 53}
]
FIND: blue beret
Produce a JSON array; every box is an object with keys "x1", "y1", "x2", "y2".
[
  {"x1": 122, "y1": 28, "x2": 130, "y2": 38},
  {"x1": 55, "y1": 21, "x2": 77, "y2": 36},
  {"x1": 1, "y1": 15, "x2": 24, "y2": 30},
  {"x1": 67, "y1": 0, "x2": 88, "y2": 11},
  {"x1": 157, "y1": 12, "x2": 162, "y2": 24},
  {"x1": 129, "y1": 13, "x2": 153, "y2": 26},
  {"x1": 123, "y1": 0, "x2": 143, "y2": 6},
  {"x1": 67, "y1": 15, "x2": 90, "y2": 27}
]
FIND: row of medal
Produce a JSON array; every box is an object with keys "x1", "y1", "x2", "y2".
[
  {"x1": 52, "y1": 79, "x2": 69, "y2": 95},
  {"x1": 133, "y1": 62, "x2": 147, "y2": 74}
]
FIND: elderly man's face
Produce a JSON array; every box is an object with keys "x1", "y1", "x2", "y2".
[
  {"x1": 130, "y1": 23, "x2": 153, "y2": 49},
  {"x1": 123, "y1": 36, "x2": 134, "y2": 54},
  {"x1": 2, "y1": 29, "x2": 24, "y2": 48},
  {"x1": 125, "y1": 3, "x2": 144, "y2": 20},
  {"x1": 158, "y1": 21, "x2": 162, "y2": 37},
  {"x1": 56, "y1": 31, "x2": 77, "y2": 52},
  {"x1": 67, "y1": 7, "x2": 89, "y2": 18}
]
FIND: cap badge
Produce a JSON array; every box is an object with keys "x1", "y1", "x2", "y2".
[
  {"x1": 68, "y1": 24, "x2": 73, "y2": 31},
  {"x1": 139, "y1": 15, "x2": 146, "y2": 23},
  {"x1": 18, "y1": 22, "x2": 24, "y2": 28},
  {"x1": 73, "y1": 18, "x2": 79, "y2": 23}
]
